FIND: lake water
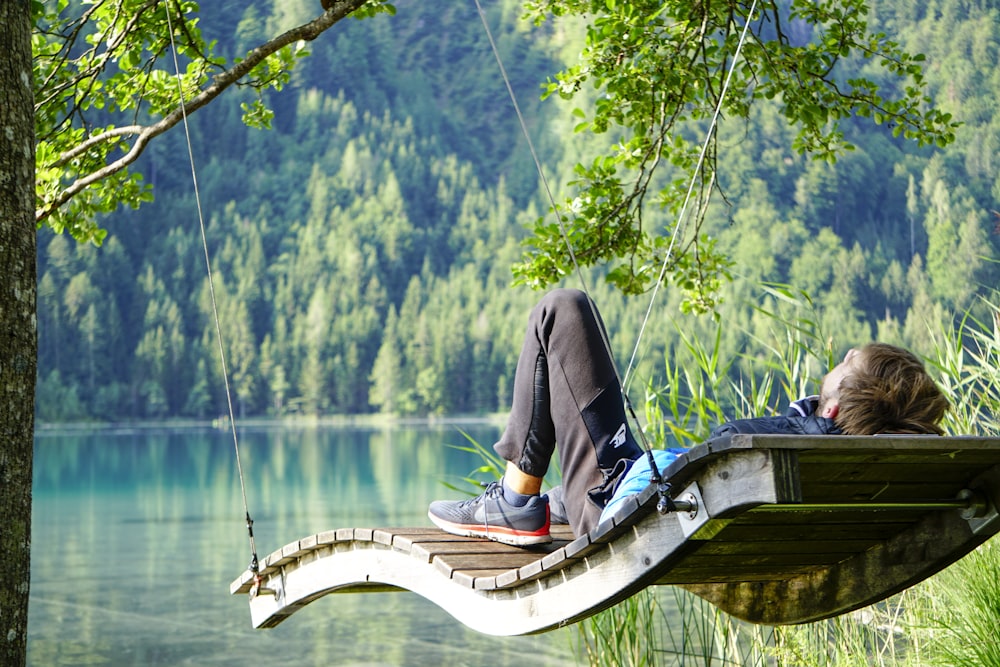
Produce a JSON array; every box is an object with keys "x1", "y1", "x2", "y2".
[{"x1": 28, "y1": 423, "x2": 579, "y2": 666}]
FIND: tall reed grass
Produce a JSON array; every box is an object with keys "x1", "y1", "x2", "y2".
[{"x1": 575, "y1": 288, "x2": 1000, "y2": 666}]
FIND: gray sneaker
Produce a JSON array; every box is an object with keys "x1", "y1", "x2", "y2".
[{"x1": 428, "y1": 480, "x2": 552, "y2": 546}]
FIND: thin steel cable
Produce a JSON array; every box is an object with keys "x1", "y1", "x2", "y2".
[
  {"x1": 621, "y1": 0, "x2": 759, "y2": 396},
  {"x1": 164, "y1": 2, "x2": 259, "y2": 571},
  {"x1": 473, "y1": 0, "x2": 644, "y2": 438},
  {"x1": 472, "y1": 0, "x2": 594, "y2": 297}
]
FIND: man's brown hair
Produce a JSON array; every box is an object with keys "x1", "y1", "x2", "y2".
[{"x1": 835, "y1": 343, "x2": 950, "y2": 435}]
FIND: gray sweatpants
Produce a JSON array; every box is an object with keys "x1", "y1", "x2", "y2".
[{"x1": 494, "y1": 289, "x2": 643, "y2": 535}]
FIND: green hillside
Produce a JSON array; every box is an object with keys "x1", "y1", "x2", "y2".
[{"x1": 35, "y1": 0, "x2": 1000, "y2": 422}]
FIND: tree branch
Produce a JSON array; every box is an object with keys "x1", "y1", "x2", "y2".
[{"x1": 36, "y1": 0, "x2": 373, "y2": 225}]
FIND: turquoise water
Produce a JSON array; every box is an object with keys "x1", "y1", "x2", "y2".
[{"x1": 29, "y1": 424, "x2": 577, "y2": 666}]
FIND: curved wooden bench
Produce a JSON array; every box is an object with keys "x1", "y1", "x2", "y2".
[{"x1": 231, "y1": 434, "x2": 1000, "y2": 635}]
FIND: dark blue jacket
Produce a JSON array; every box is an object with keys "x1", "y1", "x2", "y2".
[{"x1": 708, "y1": 395, "x2": 842, "y2": 438}]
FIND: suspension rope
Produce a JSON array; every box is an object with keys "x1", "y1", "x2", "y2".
[
  {"x1": 475, "y1": 0, "x2": 759, "y2": 492},
  {"x1": 621, "y1": 2, "x2": 759, "y2": 398},
  {"x1": 472, "y1": 0, "x2": 593, "y2": 300},
  {"x1": 163, "y1": 4, "x2": 261, "y2": 578},
  {"x1": 474, "y1": 0, "x2": 662, "y2": 479},
  {"x1": 473, "y1": 0, "x2": 646, "y2": 437}
]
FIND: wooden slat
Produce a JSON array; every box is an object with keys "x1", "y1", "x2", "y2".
[
  {"x1": 406, "y1": 535, "x2": 505, "y2": 561},
  {"x1": 738, "y1": 510, "x2": 939, "y2": 525},
  {"x1": 335, "y1": 527, "x2": 357, "y2": 541},
  {"x1": 370, "y1": 527, "x2": 438, "y2": 544},
  {"x1": 493, "y1": 568, "x2": 522, "y2": 588},
  {"x1": 388, "y1": 528, "x2": 455, "y2": 551},
  {"x1": 735, "y1": 433, "x2": 1000, "y2": 450},
  {"x1": 799, "y1": 483, "x2": 972, "y2": 502},
  {"x1": 563, "y1": 533, "x2": 602, "y2": 560},
  {"x1": 796, "y1": 449, "x2": 1000, "y2": 465},
  {"x1": 418, "y1": 540, "x2": 549, "y2": 555},
  {"x1": 514, "y1": 556, "x2": 547, "y2": 584},
  {"x1": 414, "y1": 539, "x2": 559, "y2": 568},
  {"x1": 540, "y1": 546, "x2": 571, "y2": 570},
  {"x1": 668, "y1": 550, "x2": 848, "y2": 569},
  {"x1": 681, "y1": 546, "x2": 864, "y2": 564},
  {"x1": 451, "y1": 569, "x2": 507, "y2": 589},
  {"x1": 690, "y1": 538, "x2": 878, "y2": 556},
  {"x1": 316, "y1": 529, "x2": 339, "y2": 545},
  {"x1": 711, "y1": 521, "x2": 914, "y2": 542},
  {"x1": 435, "y1": 553, "x2": 548, "y2": 577},
  {"x1": 666, "y1": 567, "x2": 823, "y2": 584},
  {"x1": 798, "y1": 464, "x2": 985, "y2": 486},
  {"x1": 473, "y1": 575, "x2": 502, "y2": 590}
]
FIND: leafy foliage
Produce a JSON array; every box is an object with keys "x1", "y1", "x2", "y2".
[
  {"x1": 515, "y1": 0, "x2": 959, "y2": 313},
  {"x1": 31, "y1": 0, "x2": 393, "y2": 242}
]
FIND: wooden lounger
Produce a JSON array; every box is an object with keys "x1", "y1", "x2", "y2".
[{"x1": 230, "y1": 434, "x2": 1000, "y2": 636}]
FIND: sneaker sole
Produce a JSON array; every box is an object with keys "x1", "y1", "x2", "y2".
[{"x1": 428, "y1": 511, "x2": 553, "y2": 546}]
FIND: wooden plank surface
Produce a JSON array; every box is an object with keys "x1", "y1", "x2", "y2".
[
  {"x1": 691, "y1": 538, "x2": 879, "y2": 556},
  {"x1": 435, "y1": 552, "x2": 549, "y2": 576},
  {"x1": 798, "y1": 483, "x2": 970, "y2": 501},
  {"x1": 706, "y1": 521, "x2": 913, "y2": 542},
  {"x1": 797, "y1": 464, "x2": 987, "y2": 485}
]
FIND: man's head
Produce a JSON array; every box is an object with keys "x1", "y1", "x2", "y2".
[{"x1": 817, "y1": 343, "x2": 950, "y2": 435}]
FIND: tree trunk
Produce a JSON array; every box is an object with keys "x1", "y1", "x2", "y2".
[{"x1": 0, "y1": 1, "x2": 37, "y2": 665}]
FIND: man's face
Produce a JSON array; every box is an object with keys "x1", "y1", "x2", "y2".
[{"x1": 818, "y1": 347, "x2": 861, "y2": 419}]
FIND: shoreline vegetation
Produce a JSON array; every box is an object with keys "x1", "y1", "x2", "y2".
[
  {"x1": 33, "y1": 413, "x2": 511, "y2": 436},
  {"x1": 566, "y1": 296, "x2": 1000, "y2": 666}
]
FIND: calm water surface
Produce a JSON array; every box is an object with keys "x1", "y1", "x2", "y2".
[{"x1": 29, "y1": 424, "x2": 578, "y2": 666}]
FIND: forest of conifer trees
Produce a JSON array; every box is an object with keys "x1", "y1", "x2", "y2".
[{"x1": 34, "y1": 0, "x2": 1000, "y2": 422}]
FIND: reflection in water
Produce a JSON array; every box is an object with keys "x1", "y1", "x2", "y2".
[{"x1": 29, "y1": 425, "x2": 576, "y2": 666}]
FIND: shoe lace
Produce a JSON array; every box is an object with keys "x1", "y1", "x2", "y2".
[
  {"x1": 461, "y1": 480, "x2": 503, "y2": 537},
  {"x1": 459, "y1": 480, "x2": 502, "y2": 508}
]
